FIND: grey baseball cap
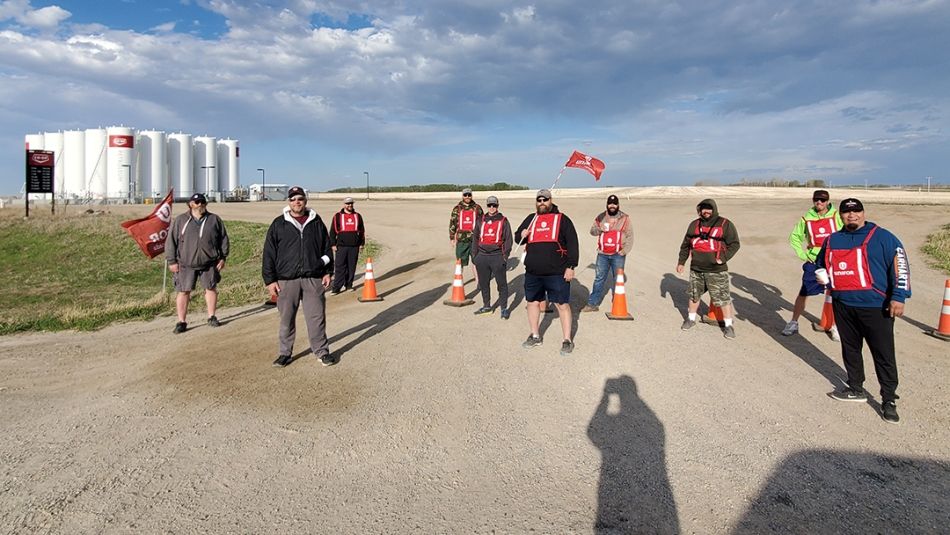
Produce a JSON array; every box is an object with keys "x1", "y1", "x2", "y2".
[
  {"x1": 462, "y1": 188, "x2": 473, "y2": 195},
  {"x1": 536, "y1": 188, "x2": 552, "y2": 199},
  {"x1": 343, "y1": 197, "x2": 354, "y2": 204},
  {"x1": 486, "y1": 195, "x2": 499, "y2": 205}
]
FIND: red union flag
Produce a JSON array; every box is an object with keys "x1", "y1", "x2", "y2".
[
  {"x1": 121, "y1": 190, "x2": 174, "y2": 259},
  {"x1": 565, "y1": 150, "x2": 606, "y2": 181}
]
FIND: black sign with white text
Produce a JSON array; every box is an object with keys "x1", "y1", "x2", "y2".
[{"x1": 26, "y1": 150, "x2": 55, "y2": 194}]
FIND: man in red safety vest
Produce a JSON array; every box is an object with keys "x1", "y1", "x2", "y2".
[
  {"x1": 449, "y1": 188, "x2": 483, "y2": 284},
  {"x1": 328, "y1": 197, "x2": 365, "y2": 295},
  {"x1": 582, "y1": 194, "x2": 634, "y2": 313}
]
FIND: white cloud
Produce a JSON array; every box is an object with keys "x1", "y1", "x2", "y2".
[{"x1": 0, "y1": 0, "x2": 70, "y2": 29}]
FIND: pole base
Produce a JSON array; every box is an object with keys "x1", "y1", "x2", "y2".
[
  {"x1": 927, "y1": 329, "x2": 950, "y2": 341},
  {"x1": 443, "y1": 299, "x2": 474, "y2": 307},
  {"x1": 606, "y1": 313, "x2": 634, "y2": 321},
  {"x1": 358, "y1": 296, "x2": 384, "y2": 302}
]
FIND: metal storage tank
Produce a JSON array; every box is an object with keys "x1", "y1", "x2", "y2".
[
  {"x1": 193, "y1": 136, "x2": 217, "y2": 195},
  {"x1": 216, "y1": 139, "x2": 240, "y2": 194},
  {"x1": 63, "y1": 130, "x2": 85, "y2": 198},
  {"x1": 137, "y1": 130, "x2": 167, "y2": 197},
  {"x1": 84, "y1": 128, "x2": 108, "y2": 199},
  {"x1": 43, "y1": 132, "x2": 65, "y2": 197},
  {"x1": 25, "y1": 133, "x2": 44, "y2": 151},
  {"x1": 167, "y1": 132, "x2": 194, "y2": 200},
  {"x1": 106, "y1": 125, "x2": 135, "y2": 199}
]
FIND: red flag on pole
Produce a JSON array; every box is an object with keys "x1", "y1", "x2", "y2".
[
  {"x1": 564, "y1": 150, "x2": 606, "y2": 181},
  {"x1": 121, "y1": 190, "x2": 174, "y2": 259}
]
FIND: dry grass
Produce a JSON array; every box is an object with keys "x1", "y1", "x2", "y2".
[{"x1": 922, "y1": 223, "x2": 950, "y2": 275}]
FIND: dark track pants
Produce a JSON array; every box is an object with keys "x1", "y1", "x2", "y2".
[
  {"x1": 473, "y1": 254, "x2": 509, "y2": 309},
  {"x1": 832, "y1": 300, "x2": 899, "y2": 402},
  {"x1": 332, "y1": 246, "x2": 360, "y2": 292}
]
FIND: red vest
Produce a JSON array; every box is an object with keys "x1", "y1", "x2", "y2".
[
  {"x1": 528, "y1": 213, "x2": 562, "y2": 244},
  {"x1": 826, "y1": 226, "x2": 877, "y2": 291},
  {"x1": 335, "y1": 212, "x2": 360, "y2": 233},
  {"x1": 458, "y1": 208, "x2": 476, "y2": 232},
  {"x1": 596, "y1": 215, "x2": 627, "y2": 255},
  {"x1": 805, "y1": 215, "x2": 839, "y2": 248},
  {"x1": 479, "y1": 217, "x2": 506, "y2": 245},
  {"x1": 690, "y1": 220, "x2": 725, "y2": 253}
]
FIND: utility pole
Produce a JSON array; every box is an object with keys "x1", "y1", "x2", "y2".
[
  {"x1": 927, "y1": 176, "x2": 932, "y2": 193},
  {"x1": 364, "y1": 171, "x2": 370, "y2": 200},
  {"x1": 257, "y1": 168, "x2": 265, "y2": 201}
]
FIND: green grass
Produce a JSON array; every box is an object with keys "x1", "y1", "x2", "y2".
[
  {"x1": 0, "y1": 212, "x2": 381, "y2": 334},
  {"x1": 922, "y1": 223, "x2": 950, "y2": 275}
]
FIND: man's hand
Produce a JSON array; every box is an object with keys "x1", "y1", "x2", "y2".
[
  {"x1": 266, "y1": 282, "x2": 280, "y2": 299},
  {"x1": 450, "y1": 238, "x2": 457, "y2": 246},
  {"x1": 889, "y1": 301, "x2": 905, "y2": 318},
  {"x1": 675, "y1": 264, "x2": 684, "y2": 274},
  {"x1": 564, "y1": 267, "x2": 574, "y2": 282},
  {"x1": 520, "y1": 229, "x2": 530, "y2": 240},
  {"x1": 322, "y1": 274, "x2": 331, "y2": 289},
  {"x1": 169, "y1": 263, "x2": 179, "y2": 273},
  {"x1": 216, "y1": 259, "x2": 226, "y2": 271}
]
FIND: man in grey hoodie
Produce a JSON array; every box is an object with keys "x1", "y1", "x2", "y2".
[{"x1": 165, "y1": 193, "x2": 230, "y2": 333}]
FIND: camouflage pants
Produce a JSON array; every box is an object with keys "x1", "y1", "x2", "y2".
[{"x1": 688, "y1": 270, "x2": 732, "y2": 306}]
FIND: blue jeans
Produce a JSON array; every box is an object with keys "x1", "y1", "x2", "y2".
[{"x1": 588, "y1": 253, "x2": 626, "y2": 306}]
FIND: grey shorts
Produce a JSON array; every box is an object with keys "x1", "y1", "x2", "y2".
[
  {"x1": 174, "y1": 265, "x2": 220, "y2": 292},
  {"x1": 688, "y1": 270, "x2": 731, "y2": 306}
]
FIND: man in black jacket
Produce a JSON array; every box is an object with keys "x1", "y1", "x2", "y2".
[
  {"x1": 328, "y1": 197, "x2": 365, "y2": 294},
  {"x1": 262, "y1": 186, "x2": 335, "y2": 367},
  {"x1": 514, "y1": 189, "x2": 580, "y2": 355}
]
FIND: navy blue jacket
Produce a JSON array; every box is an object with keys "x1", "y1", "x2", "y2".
[{"x1": 816, "y1": 222, "x2": 911, "y2": 308}]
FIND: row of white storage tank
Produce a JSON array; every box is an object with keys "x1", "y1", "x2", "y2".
[{"x1": 24, "y1": 127, "x2": 239, "y2": 200}]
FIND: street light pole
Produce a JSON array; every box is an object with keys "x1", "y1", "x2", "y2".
[
  {"x1": 201, "y1": 165, "x2": 216, "y2": 200},
  {"x1": 364, "y1": 171, "x2": 369, "y2": 200},
  {"x1": 927, "y1": 176, "x2": 932, "y2": 193},
  {"x1": 257, "y1": 168, "x2": 265, "y2": 201},
  {"x1": 122, "y1": 164, "x2": 132, "y2": 203}
]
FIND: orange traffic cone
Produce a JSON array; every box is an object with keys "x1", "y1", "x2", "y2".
[
  {"x1": 812, "y1": 289, "x2": 835, "y2": 332},
  {"x1": 928, "y1": 279, "x2": 950, "y2": 341},
  {"x1": 702, "y1": 302, "x2": 725, "y2": 325},
  {"x1": 605, "y1": 268, "x2": 634, "y2": 321},
  {"x1": 357, "y1": 258, "x2": 384, "y2": 302},
  {"x1": 443, "y1": 259, "x2": 474, "y2": 307}
]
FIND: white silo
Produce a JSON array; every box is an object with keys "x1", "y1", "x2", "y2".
[
  {"x1": 106, "y1": 126, "x2": 135, "y2": 199},
  {"x1": 167, "y1": 132, "x2": 194, "y2": 199},
  {"x1": 138, "y1": 130, "x2": 167, "y2": 197},
  {"x1": 63, "y1": 130, "x2": 85, "y2": 197},
  {"x1": 84, "y1": 128, "x2": 108, "y2": 199},
  {"x1": 44, "y1": 132, "x2": 65, "y2": 197},
  {"x1": 25, "y1": 133, "x2": 44, "y2": 151},
  {"x1": 193, "y1": 136, "x2": 217, "y2": 195},
  {"x1": 216, "y1": 139, "x2": 240, "y2": 194}
]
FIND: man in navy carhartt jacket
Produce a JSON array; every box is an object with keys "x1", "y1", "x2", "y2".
[{"x1": 816, "y1": 198, "x2": 911, "y2": 424}]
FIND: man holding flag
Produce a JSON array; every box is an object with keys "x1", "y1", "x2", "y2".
[{"x1": 164, "y1": 193, "x2": 230, "y2": 334}]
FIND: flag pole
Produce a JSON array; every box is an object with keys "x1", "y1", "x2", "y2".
[
  {"x1": 162, "y1": 258, "x2": 168, "y2": 296},
  {"x1": 510, "y1": 166, "x2": 566, "y2": 269}
]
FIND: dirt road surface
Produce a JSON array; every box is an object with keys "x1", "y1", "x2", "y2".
[{"x1": 2, "y1": 187, "x2": 949, "y2": 533}]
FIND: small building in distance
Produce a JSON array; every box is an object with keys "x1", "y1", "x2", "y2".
[{"x1": 248, "y1": 183, "x2": 289, "y2": 201}]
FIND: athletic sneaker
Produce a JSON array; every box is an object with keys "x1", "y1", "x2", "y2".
[
  {"x1": 207, "y1": 316, "x2": 221, "y2": 328},
  {"x1": 173, "y1": 322, "x2": 187, "y2": 334},
  {"x1": 319, "y1": 353, "x2": 337, "y2": 367},
  {"x1": 522, "y1": 334, "x2": 543, "y2": 348},
  {"x1": 329, "y1": 289, "x2": 342, "y2": 296},
  {"x1": 680, "y1": 319, "x2": 696, "y2": 330},
  {"x1": 500, "y1": 309, "x2": 511, "y2": 320},
  {"x1": 782, "y1": 320, "x2": 799, "y2": 336},
  {"x1": 560, "y1": 340, "x2": 575, "y2": 356},
  {"x1": 829, "y1": 387, "x2": 868, "y2": 402},
  {"x1": 474, "y1": 306, "x2": 493, "y2": 316},
  {"x1": 272, "y1": 354, "x2": 292, "y2": 367},
  {"x1": 581, "y1": 304, "x2": 599, "y2": 313},
  {"x1": 723, "y1": 325, "x2": 736, "y2": 339},
  {"x1": 881, "y1": 400, "x2": 900, "y2": 424},
  {"x1": 830, "y1": 325, "x2": 841, "y2": 342}
]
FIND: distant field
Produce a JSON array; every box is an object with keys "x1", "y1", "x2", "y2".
[{"x1": 0, "y1": 212, "x2": 380, "y2": 334}]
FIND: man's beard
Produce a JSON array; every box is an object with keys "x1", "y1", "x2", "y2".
[
  {"x1": 607, "y1": 207, "x2": 619, "y2": 216},
  {"x1": 845, "y1": 223, "x2": 859, "y2": 231},
  {"x1": 537, "y1": 204, "x2": 551, "y2": 214}
]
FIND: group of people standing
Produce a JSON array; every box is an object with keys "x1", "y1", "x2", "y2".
[{"x1": 164, "y1": 185, "x2": 913, "y2": 424}]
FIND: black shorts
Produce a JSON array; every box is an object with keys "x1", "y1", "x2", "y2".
[{"x1": 174, "y1": 265, "x2": 220, "y2": 292}]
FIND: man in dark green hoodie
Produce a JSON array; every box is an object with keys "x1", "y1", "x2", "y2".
[{"x1": 676, "y1": 199, "x2": 741, "y2": 338}]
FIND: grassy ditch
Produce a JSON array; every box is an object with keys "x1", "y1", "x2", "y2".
[
  {"x1": 922, "y1": 223, "x2": 950, "y2": 275},
  {"x1": 0, "y1": 211, "x2": 380, "y2": 334}
]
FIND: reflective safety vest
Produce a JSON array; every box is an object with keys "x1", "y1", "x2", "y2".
[
  {"x1": 826, "y1": 226, "x2": 880, "y2": 292},
  {"x1": 479, "y1": 217, "x2": 506, "y2": 245},
  {"x1": 334, "y1": 212, "x2": 360, "y2": 233},
  {"x1": 597, "y1": 215, "x2": 627, "y2": 255},
  {"x1": 458, "y1": 208, "x2": 476, "y2": 232},
  {"x1": 528, "y1": 213, "x2": 562, "y2": 243},
  {"x1": 805, "y1": 215, "x2": 839, "y2": 248},
  {"x1": 690, "y1": 219, "x2": 727, "y2": 253}
]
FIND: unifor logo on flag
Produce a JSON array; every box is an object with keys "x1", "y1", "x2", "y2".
[
  {"x1": 565, "y1": 150, "x2": 606, "y2": 181},
  {"x1": 121, "y1": 190, "x2": 174, "y2": 259}
]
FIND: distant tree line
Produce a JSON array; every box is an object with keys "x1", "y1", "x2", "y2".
[{"x1": 328, "y1": 182, "x2": 529, "y2": 193}]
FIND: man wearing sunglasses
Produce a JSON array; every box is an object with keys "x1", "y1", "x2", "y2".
[
  {"x1": 514, "y1": 189, "x2": 579, "y2": 355},
  {"x1": 471, "y1": 195, "x2": 513, "y2": 318},
  {"x1": 165, "y1": 193, "x2": 230, "y2": 334},
  {"x1": 328, "y1": 197, "x2": 365, "y2": 295},
  {"x1": 784, "y1": 190, "x2": 844, "y2": 339},
  {"x1": 816, "y1": 198, "x2": 911, "y2": 424},
  {"x1": 449, "y1": 188, "x2": 483, "y2": 284},
  {"x1": 582, "y1": 194, "x2": 633, "y2": 313},
  {"x1": 262, "y1": 186, "x2": 336, "y2": 368}
]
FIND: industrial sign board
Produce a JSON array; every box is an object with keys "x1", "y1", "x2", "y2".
[{"x1": 26, "y1": 150, "x2": 55, "y2": 194}]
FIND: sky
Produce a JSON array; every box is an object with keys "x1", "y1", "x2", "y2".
[{"x1": 1, "y1": 0, "x2": 948, "y2": 194}]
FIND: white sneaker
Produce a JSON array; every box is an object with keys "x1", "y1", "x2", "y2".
[
  {"x1": 782, "y1": 320, "x2": 799, "y2": 336},
  {"x1": 830, "y1": 325, "x2": 840, "y2": 342}
]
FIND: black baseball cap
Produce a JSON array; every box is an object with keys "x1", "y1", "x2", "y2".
[
  {"x1": 287, "y1": 186, "x2": 306, "y2": 199},
  {"x1": 189, "y1": 193, "x2": 207, "y2": 204},
  {"x1": 812, "y1": 190, "x2": 830, "y2": 201},
  {"x1": 839, "y1": 198, "x2": 864, "y2": 213},
  {"x1": 606, "y1": 194, "x2": 620, "y2": 206}
]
